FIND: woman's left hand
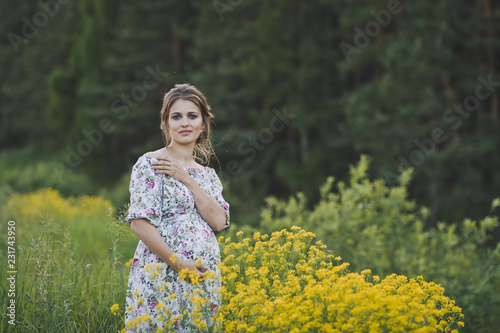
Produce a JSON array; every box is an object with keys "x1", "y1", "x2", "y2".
[{"x1": 152, "y1": 158, "x2": 191, "y2": 184}]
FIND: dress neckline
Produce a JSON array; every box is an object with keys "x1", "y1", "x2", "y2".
[{"x1": 143, "y1": 155, "x2": 208, "y2": 171}]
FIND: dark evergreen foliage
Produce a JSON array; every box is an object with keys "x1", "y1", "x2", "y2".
[{"x1": 1, "y1": 0, "x2": 499, "y2": 237}]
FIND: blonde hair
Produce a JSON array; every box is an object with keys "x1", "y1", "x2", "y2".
[{"x1": 160, "y1": 83, "x2": 215, "y2": 165}]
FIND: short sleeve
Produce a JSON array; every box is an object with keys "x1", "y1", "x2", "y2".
[
  {"x1": 125, "y1": 156, "x2": 162, "y2": 227},
  {"x1": 208, "y1": 168, "x2": 230, "y2": 229}
]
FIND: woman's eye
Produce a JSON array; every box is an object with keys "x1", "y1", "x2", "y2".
[
  {"x1": 189, "y1": 115, "x2": 198, "y2": 119},
  {"x1": 172, "y1": 115, "x2": 180, "y2": 120}
]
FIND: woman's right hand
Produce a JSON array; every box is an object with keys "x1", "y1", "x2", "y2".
[{"x1": 174, "y1": 259, "x2": 208, "y2": 283}]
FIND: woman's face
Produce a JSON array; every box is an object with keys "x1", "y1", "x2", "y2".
[{"x1": 167, "y1": 99, "x2": 204, "y2": 145}]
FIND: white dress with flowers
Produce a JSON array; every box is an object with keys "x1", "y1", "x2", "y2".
[{"x1": 124, "y1": 155, "x2": 230, "y2": 332}]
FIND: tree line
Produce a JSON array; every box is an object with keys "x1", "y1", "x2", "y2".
[{"x1": 1, "y1": 0, "x2": 499, "y2": 232}]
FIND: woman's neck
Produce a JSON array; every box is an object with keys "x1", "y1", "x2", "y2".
[{"x1": 165, "y1": 143, "x2": 195, "y2": 163}]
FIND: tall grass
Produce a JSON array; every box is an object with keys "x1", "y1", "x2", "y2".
[{"x1": 0, "y1": 201, "x2": 135, "y2": 332}]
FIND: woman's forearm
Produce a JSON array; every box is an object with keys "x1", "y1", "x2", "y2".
[
  {"x1": 184, "y1": 177, "x2": 227, "y2": 231},
  {"x1": 130, "y1": 219, "x2": 179, "y2": 269}
]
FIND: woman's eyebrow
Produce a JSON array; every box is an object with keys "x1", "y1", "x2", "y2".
[{"x1": 171, "y1": 110, "x2": 199, "y2": 114}]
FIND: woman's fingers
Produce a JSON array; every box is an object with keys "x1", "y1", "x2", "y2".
[
  {"x1": 188, "y1": 263, "x2": 205, "y2": 282},
  {"x1": 177, "y1": 260, "x2": 209, "y2": 282},
  {"x1": 152, "y1": 160, "x2": 170, "y2": 168},
  {"x1": 197, "y1": 264, "x2": 208, "y2": 272},
  {"x1": 152, "y1": 159, "x2": 173, "y2": 174}
]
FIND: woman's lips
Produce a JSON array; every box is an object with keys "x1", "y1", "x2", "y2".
[{"x1": 179, "y1": 130, "x2": 192, "y2": 135}]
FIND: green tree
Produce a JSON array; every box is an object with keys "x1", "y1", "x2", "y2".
[
  {"x1": 0, "y1": 1, "x2": 79, "y2": 149},
  {"x1": 188, "y1": 1, "x2": 356, "y2": 225},
  {"x1": 339, "y1": 0, "x2": 500, "y2": 226}
]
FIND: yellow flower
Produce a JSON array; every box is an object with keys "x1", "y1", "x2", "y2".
[
  {"x1": 119, "y1": 226, "x2": 464, "y2": 332},
  {"x1": 170, "y1": 253, "x2": 178, "y2": 264},
  {"x1": 125, "y1": 258, "x2": 133, "y2": 268},
  {"x1": 205, "y1": 270, "x2": 216, "y2": 280},
  {"x1": 216, "y1": 227, "x2": 463, "y2": 332},
  {"x1": 155, "y1": 302, "x2": 166, "y2": 312},
  {"x1": 178, "y1": 268, "x2": 189, "y2": 280},
  {"x1": 110, "y1": 303, "x2": 119, "y2": 315},
  {"x1": 194, "y1": 318, "x2": 208, "y2": 329}
]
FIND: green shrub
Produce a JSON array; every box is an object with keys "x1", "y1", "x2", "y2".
[
  {"x1": 259, "y1": 156, "x2": 500, "y2": 333},
  {"x1": 0, "y1": 146, "x2": 92, "y2": 196}
]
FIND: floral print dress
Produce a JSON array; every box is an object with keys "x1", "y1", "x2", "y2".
[{"x1": 124, "y1": 155, "x2": 230, "y2": 332}]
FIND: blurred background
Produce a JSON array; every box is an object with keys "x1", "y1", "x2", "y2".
[
  {"x1": 2, "y1": 0, "x2": 499, "y2": 232},
  {"x1": 1, "y1": 1, "x2": 500, "y2": 332}
]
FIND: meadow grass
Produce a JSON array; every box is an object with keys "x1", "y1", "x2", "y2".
[
  {"x1": 1, "y1": 188, "x2": 466, "y2": 332},
  {"x1": 0, "y1": 190, "x2": 137, "y2": 332},
  {"x1": 0, "y1": 216, "x2": 135, "y2": 332}
]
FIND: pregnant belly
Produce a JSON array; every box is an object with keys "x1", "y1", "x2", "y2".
[{"x1": 159, "y1": 215, "x2": 220, "y2": 268}]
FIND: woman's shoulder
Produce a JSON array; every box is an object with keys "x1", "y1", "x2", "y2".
[
  {"x1": 204, "y1": 166, "x2": 221, "y2": 179},
  {"x1": 131, "y1": 151, "x2": 160, "y2": 170},
  {"x1": 143, "y1": 148, "x2": 165, "y2": 160}
]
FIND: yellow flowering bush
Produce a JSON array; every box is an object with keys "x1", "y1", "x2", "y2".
[
  {"x1": 2, "y1": 188, "x2": 114, "y2": 224},
  {"x1": 0, "y1": 188, "x2": 123, "y2": 261},
  {"x1": 257, "y1": 156, "x2": 500, "y2": 332},
  {"x1": 218, "y1": 227, "x2": 464, "y2": 332}
]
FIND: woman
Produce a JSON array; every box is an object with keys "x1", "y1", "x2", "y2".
[{"x1": 124, "y1": 83, "x2": 230, "y2": 332}]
